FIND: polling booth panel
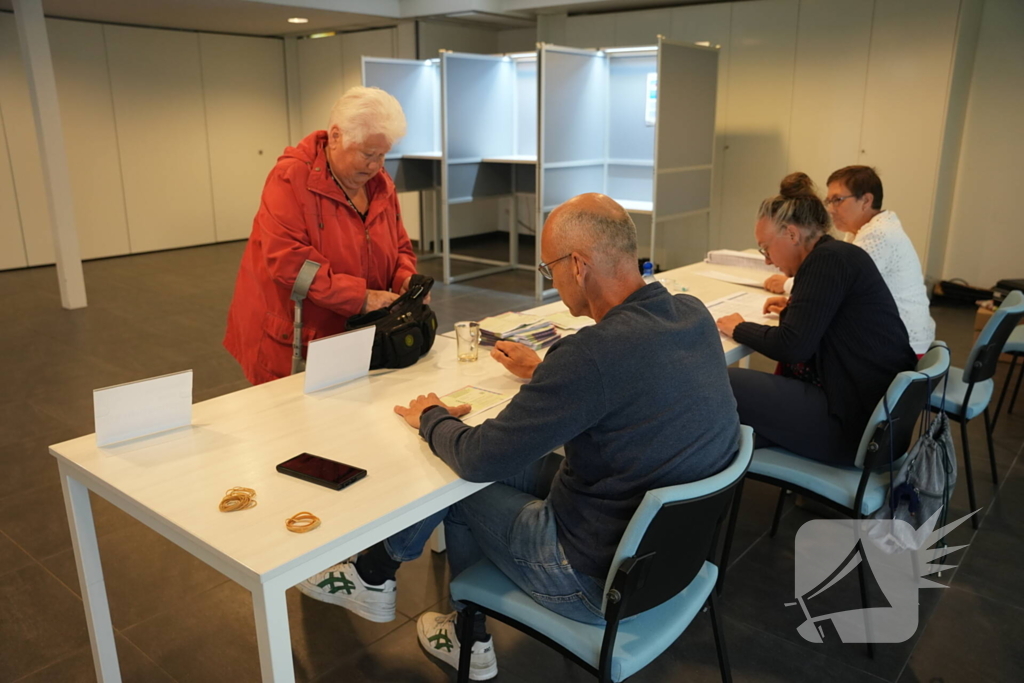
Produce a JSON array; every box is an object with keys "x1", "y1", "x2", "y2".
[
  {"x1": 441, "y1": 51, "x2": 537, "y2": 284},
  {"x1": 652, "y1": 39, "x2": 718, "y2": 269}
]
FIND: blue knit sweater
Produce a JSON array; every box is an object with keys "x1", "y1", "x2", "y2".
[{"x1": 420, "y1": 283, "x2": 741, "y2": 579}]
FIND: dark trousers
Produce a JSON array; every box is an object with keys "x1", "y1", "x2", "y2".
[{"x1": 728, "y1": 367, "x2": 856, "y2": 465}]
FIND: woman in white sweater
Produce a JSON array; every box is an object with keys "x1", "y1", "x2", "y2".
[{"x1": 764, "y1": 166, "x2": 936, "y2": 354}]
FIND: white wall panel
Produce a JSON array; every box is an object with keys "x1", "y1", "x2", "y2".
[
  {"x1": 669, "y1": 3, "x2": 732, "y2": 251},
  {"x1": 859, "y1": 0, "x2": 960, "y2": 262},
  {"x1": 342, "y1": 28, "x2": 396, "y2": 94},
  {"x1": 0, "y1": 13, "x2": 52, "y2": 266},
  {"x1": 564, "y1": 14, "x2": 615, "y2": 49},
  {"x1": 49, "y1": 18, "x2": 130, "y2": 260},
  {"x1": 0, "y1": 105, "x2": 27, "y2": 270},
  {"x1": 105, "y1": 25, "x2": 216, "y2": 253},
  {"x1": 787, "y1": 0, "x2": 873, "y2": 189},
  {"x1": 614, "y1": 8, "x2": 671, "y2": 47},
  {"x1": 718, "y1": 0, "x2": 799, "y2": 251},
  {"x1": 200, "y1": 33, "x2": 288, "y2": 242},
  {"x1": 297, "y1": 33, "x2": 344, "y2": 134},
  {"x1": 944, "y1": 0, "x2": 1024, "y2": 284}
]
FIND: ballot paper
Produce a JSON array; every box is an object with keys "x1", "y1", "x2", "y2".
[
  {"x1": 477, "y1": 312, "x2": 543, "y2": 335},
  {"x1": 544, "y1": 310, "x2": 594, "y2": 331},
  {"x1": 699, "y1": 269, "x2": 765, "y2": 288},
  {"x1": 704, "y1": 291, "x2": 779, "y2": 326},
  {"x1": 441, "y1": 386, "x2": 512, "y2": 415}
]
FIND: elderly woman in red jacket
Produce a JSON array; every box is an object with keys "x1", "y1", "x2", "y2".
[{"x1": 224, "y1": 86, "x2": 419, "y2": 384}]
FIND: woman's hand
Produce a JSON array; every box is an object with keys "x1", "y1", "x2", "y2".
[
  {"x1": 400, "y1": 276, "x2": 431, "y2": 304},
  {"x1": 394, "y1": 393, "x2": 472, "y2": 429},
  {"x1": 763, "y1": 296, "x2": 788, "y2": 315},
  {"x1": 363, "y1": 289, "x2": 400, "y2": 313},
  {"x1": 491, "y1": 341, "x2": 541, "y2": 379},
  {"x1": 716, "y1": 313, "x2": 745, "y2": 338},
  {"x1": 764, "y1": 274, "x2": 788, "y2": 294}
]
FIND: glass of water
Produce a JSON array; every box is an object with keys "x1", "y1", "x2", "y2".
[{"x1": 455, "y1": 321, "x2": 480, "y2": 362}]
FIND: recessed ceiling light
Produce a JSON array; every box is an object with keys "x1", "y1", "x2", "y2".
[{"x1": 288, "y1": 17, "x2": 309, "y2": 24}]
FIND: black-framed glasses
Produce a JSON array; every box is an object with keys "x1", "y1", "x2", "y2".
[
  {"x1": 824, "y1": 194, "x2": 855, "y2": 208},
  {"x1": 538, "y1": 254, "x2": 571, "y2": 280}
]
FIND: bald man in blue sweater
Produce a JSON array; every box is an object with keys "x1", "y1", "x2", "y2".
[{"x1": 298, "y1": 194, "x2": 741, "y2": 681}]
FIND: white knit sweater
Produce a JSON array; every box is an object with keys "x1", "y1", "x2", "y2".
[{"x1": 781, "y1": 211, "x2": 936, "y2": 354}]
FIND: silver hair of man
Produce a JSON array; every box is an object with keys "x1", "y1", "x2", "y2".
[
  {"x1": 551, "y1": 198, "x2": 638, "y2": 267},
  {"x1": 328, "y1": 86, "x2": 407, "y2": 147}
]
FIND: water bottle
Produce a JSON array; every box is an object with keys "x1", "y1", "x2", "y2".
[{"x1": 642, "y1": 261, "x2": 656, "y2": 284}]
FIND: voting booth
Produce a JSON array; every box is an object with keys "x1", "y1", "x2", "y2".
[
  {"x1": 537, "y1": 37, "x2": 718, "y2": 299},
  {"x1": 440, "y1": 50, "x2": 538, "y2": 285}
]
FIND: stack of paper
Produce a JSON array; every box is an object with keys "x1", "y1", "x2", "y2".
[
  {"x1": 705, "y1": 249, "x2": 782, "y2": 274},
  {"x1": 544, "y1": 310, "x2": 594, "y2": 331},
  {"x1": 478, "y1": 312, "x2": 561, "y2": 350}
]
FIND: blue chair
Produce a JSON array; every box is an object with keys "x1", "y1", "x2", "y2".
[
  {"x1": 449, "y1": 426, "x2": 754, "y2": 683},
  {"x1": 720, "y1": 344, "x2": 950, "y2": 657},
  {"x1": 990, "y1": 325, "x2": 1024, "y2": 431},
  {"x1": 930, "y1": 290, "x2": 1024, "y2": 526}
]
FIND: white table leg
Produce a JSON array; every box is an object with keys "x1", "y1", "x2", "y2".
[
  {"x1": 252, "y1": 580, "x2": 294, "y2": 682},
  {"x1": 59, "y1": 465, "x2": 121, "y2": 682}
]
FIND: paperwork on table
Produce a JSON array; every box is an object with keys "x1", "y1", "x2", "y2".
[
  {"x1": 477, "y1": 312, "x2": 560, "y2": 350},
  {"x1": 544, "y1": 310, "x2": 595, "y2": 331},
  {"x1": 705, "y1": 249, "x2": 782, "y2": 274},
  {"x1": 698, "y1": 269, "x2": 766, "y2": 288},
  {"x1": 703, "y1": 291, "x2": 780, "y2": 333},
  {"x1": 441, "y1": 386, "x2": 513, "y2": 425}
]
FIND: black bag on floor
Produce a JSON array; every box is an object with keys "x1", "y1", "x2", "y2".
[
  {"x1": 345, "y1": 274, "x2": 438, "y2": 369},
  {"x1": 932, "y1": 279, "x2": 993, "y2": 306}
]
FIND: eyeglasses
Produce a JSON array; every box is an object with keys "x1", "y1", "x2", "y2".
[
  {"x1": 537, "y1": 254, "x2": 571, "y2": 280},
  {"x1": 824, "y1": 194, "x2": 855, "y2": 208}
]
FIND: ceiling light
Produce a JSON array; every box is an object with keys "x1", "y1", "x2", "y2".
[
  {"x1": 601, "y1": 46, "x2": 658, "y2": 54},
  {"x1": 288, "y1": 17, "x2": 309, "y2": 24}
]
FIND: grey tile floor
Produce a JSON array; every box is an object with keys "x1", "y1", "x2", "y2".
[{"x1": 0, "y1": 236, "x2": 1022, "y2": 682}]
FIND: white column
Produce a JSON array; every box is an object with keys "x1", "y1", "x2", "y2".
[{"x1": 13, "y1": 0, "x2": 87, "y2": 309}]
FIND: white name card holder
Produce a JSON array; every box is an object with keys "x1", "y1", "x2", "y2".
[
  {"x1": 303, "y1": 326, "x2": 375, "y2": 394},
  {"x1": 93, "y1": 370, "x2": 193, "y2": 447}
]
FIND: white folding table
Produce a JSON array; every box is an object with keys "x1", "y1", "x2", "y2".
[{"x1": 52, "y1": 260, "x2": 771, "y2": 682}]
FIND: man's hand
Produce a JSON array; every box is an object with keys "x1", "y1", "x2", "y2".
[
  {"x1": 363, "y1": 289, "x2": 400, "y2": 313},
  {"x1": 394, "y1": 393, "x2": 471, "y2": 429},
  {"x1": 764, "y1": 274, "x2": 788, "y2": 294},
  {"x1": 716, "y1": 313, "x2": 745, "y2": 338},
  {"x1": 491, "y1": 341, "x2": 541, "y2": 379},
  {"x1": 399, "y1": 275, "x2": 432, "y2": 304},
  {"x1": 763, "y1": 296, "x2": 788, "y2": 315}
]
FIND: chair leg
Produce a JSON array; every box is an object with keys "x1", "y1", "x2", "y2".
[
  {"x1": 983, "y1": 408, "x2": 999, "y2": 485},
  {"x1": 856, "y1": 561, "x2": 875, "y2": 659},
  {"x1": 769, "y1": 488, "x2": 787, "y2": 538},
  {"x1": 990, "y1": 354, "x2": 1019, "y2": 431},
  {"x1": 717, "y1": 478, "x2": 745, "y2": 596},
  {"x1": 456, "y1": 605, "x2": 476, "y2": 683},
  {"x1": 1011, "y1": 356, "x2": 1024, "y2": 414},
  {"x1": 708, "y1": 592, "x2": 733, "y2": 683},
  {"x1": 959, "y1": 419, "x2": 981, "y2": 530}
]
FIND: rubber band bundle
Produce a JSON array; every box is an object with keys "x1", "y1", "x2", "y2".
[
  {"x1": 219, "y1": 486, "x2": 257, "y2": 512},
  {"x1": 286, "y1": 511, "x2": 321, "y2": 533}
]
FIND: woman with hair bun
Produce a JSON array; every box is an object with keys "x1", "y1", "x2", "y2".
[{"x1": 716, "y1": 173, "x2": 916, "y2": 465}]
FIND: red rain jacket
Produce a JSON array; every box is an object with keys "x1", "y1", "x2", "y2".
[{"x1": 223, "y1": 131, "x2": 416, "y2": 385}]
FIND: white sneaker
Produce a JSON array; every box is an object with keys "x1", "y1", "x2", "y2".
[
  {"x1": 296, "y1": 561, "x2": 396, "y2": 623},
  {"x1": 416, "y1": 611, "x2": 498, "y2": 681}
]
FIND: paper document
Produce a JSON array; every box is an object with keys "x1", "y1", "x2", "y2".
[
  {"x1": 704, "y1": 291, "x2": 779, "y2": 326},
  {"x1": 705, "y1": 249, "x2": 782, "y2": 274},
  {"x1": 441, "y1": 386, "x2": 512, "y2": 415},
  {"x1": 699, "y1": 269, "x2": 765, "y2": 288},
  {"x1": 476, "y1": 312, "x2": 543, "y2": 336},
  {"x1": 544, "y1": 310, "x2": 594, "y2": 331}
]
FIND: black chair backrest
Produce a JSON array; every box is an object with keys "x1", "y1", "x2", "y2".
[
  {"x1": 865, "y1": 367, "x2": 948, "y2": 470},
  {"x1": 613, "y1": 485, "x2": 737, "y2": 620}
]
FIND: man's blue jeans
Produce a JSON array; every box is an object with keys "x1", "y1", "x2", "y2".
[{"x1": 382, "y1": 453, "x2": 607, "y2": 625}]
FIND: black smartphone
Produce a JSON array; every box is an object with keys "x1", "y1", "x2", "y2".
[{"x1": 276, "y1": 453, "x2": 367, "y2": 491}]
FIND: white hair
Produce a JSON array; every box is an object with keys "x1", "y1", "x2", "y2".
[{"x1": 328, "y1": 86, "x2": 407, "y2": 147}]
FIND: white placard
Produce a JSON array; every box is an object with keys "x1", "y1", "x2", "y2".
[
  {"x1": 304, "y1": 326, "x2": 375, "y2": 394},
  {"x1": 93, "y1": 370, "x2": 193, "y2": 447}
]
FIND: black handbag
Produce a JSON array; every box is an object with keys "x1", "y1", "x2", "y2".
[{"x1": 345, "y1": 274, "x2": 438, "y2": 369}]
